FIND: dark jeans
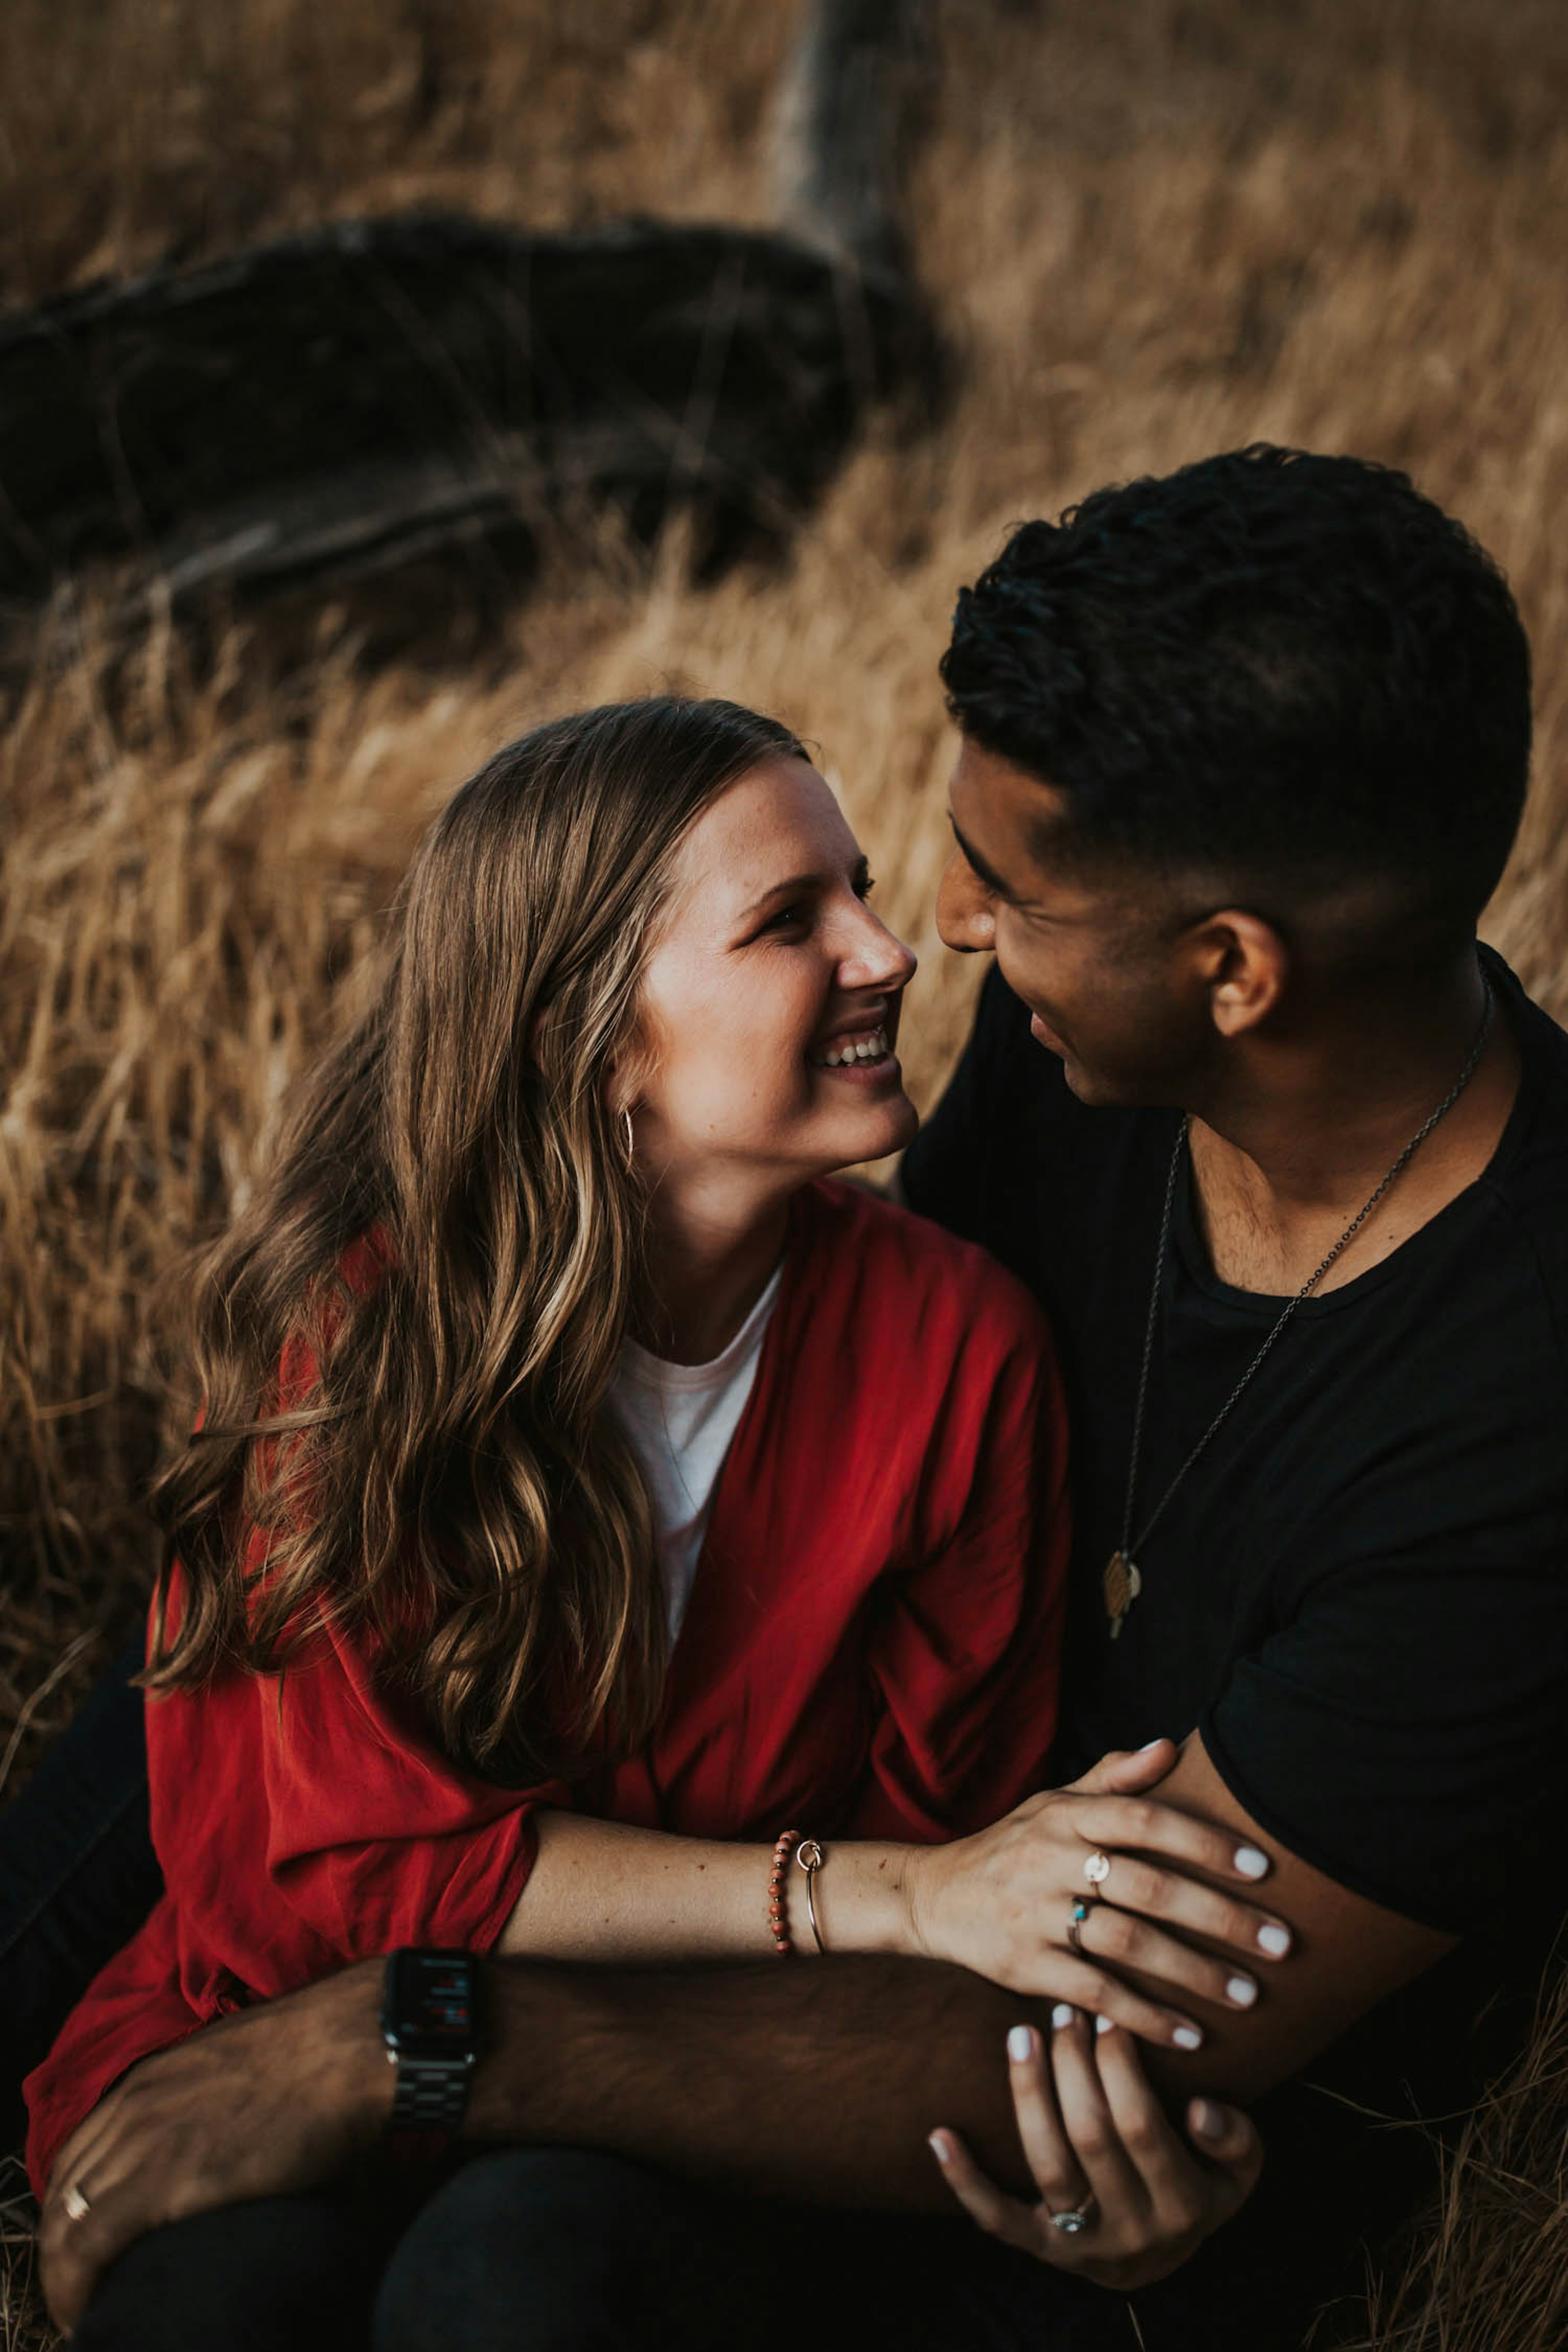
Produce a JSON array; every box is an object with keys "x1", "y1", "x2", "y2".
[
  {"x1": 0, "y1": 1636, "x2": 162, "y2": 2148},
  {"x1": 73, "y1": 2146, "x2": 1141, "y2": 2352}
]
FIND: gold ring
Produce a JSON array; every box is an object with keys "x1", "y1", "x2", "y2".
[{"x1": 62, "y1": 2182, "x2": 91, "y2": 2224}]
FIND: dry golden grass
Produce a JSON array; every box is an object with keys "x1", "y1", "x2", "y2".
[
  {"x1": 1334, "y1": 1956, "x2": 1568, "y2": 2352},
  {"x1": 2, "y1": 2, "x2": 1566, "y2": 2344}
]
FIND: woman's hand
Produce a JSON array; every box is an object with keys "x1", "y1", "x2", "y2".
[
  {"x1": 929, "y1": 2007, "x2": 1264, "y2": 2290},
  {"x1": 904, "y1": 1741, "x2": 1293, "y2": 2048}
]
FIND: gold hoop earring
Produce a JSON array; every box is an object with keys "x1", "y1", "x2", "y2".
[{"x1": 621, "y1": 1106, "x2": 636, "y2": 1169}]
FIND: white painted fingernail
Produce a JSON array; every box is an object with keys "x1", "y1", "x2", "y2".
[
  {"x1": 1138, "y1": 1737, "x2": 1167, "y2": 1751},
  {"x1": 1007, "y1": 2024, "x2": 1035, "y2": 2063},
  {"x1": 929, "y1": 2130, "x2": 951, "y2": 2164},
  {"x1": 1094, "y1": 2013, "x2": 1114, "y2": 2036},
  {"x1": 1051, "y1": 2002, "x2": 1075, "y2": 2030},
  {"x1": 1234, "y1": 1846, "x2": 1269, "y2": 1879},
  {"x1": 1227, "y1": 1975, "x2": 1258, "y2": 2007},
  {"x1": 1172, "y1": 2024, "x2": 1203, "y2": 2049},
  {"x1": 1258, "y1": 1923, "x2": 1291, "y2": 1957}
]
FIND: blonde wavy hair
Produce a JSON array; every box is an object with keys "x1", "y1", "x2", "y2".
[{"x1": 146, "y1": 696, "x2": 806, "y2": 1780}]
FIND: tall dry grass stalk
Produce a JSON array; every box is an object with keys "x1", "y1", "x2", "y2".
[
  {"x1": 2, "y1": 3, "x2": 1567, "y2": 2345},
  {"x1": 1336, "y1": 1957, "x2": 1568, "y2": 2352}
]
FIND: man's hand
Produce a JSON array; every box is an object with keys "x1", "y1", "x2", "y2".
[
  {"x1": 931, "y1": 2007, "x2": 1263, "y2": 2290},
  {"x1": 37, "y1": 1960, "x2": 389, "y2": 2336}
]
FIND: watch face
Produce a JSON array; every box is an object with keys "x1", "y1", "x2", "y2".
[{"x1": 383, "y1": 1949, "x2": 477, "y2": 2060}]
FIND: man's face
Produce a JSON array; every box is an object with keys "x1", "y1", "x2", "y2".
[{"x1": 936, "y1": 739, "x2": 1209, "y2": 1106}]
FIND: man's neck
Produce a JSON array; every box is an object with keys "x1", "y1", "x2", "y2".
[
  {"x1": 633, "y1": 1172, "x2": 792, "y2": 1367},
  {"x1": 1184, "y1": 953, "x2": 1520, "y2": 1296}
]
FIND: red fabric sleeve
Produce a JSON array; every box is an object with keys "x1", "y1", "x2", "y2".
[
  {"x1": 841, "y1": 1296, "x2": 1071, "y2": 1843},
  {"x1": 246, "y1": 1621, "x2": 568, "y2": 1964}
]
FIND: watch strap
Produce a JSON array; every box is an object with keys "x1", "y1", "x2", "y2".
[{"x1": 387, "y1": 2048, "x2": 475, "y2": 2134}]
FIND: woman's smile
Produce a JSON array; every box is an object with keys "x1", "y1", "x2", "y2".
[
  {"x1": 811, "y1": 1025, "x2": 895, "y2": 1075},
  {"x1": 808, "y1": 1000, "x2": 902, "y2": 1079}
]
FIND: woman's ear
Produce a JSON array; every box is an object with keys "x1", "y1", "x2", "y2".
[{"x1": 1191, "y1": 911, "x2": 1290, "y2": 1038}]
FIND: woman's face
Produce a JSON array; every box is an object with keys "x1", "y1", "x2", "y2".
[{"x1": 628, "y1": 756, "x2": 919, "y2": 1191}]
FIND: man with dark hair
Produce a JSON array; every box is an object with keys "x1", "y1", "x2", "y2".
[
  {"x1": 16, "y1": 448, "x2": 1568, "y2": 2352},
  {"x1": 941, "y1": 445, "x2": 1530, "y2": 935}
]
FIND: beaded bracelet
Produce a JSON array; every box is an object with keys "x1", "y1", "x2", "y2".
[{"x1": 768, "y1": 1830, "x2": 802, "y2": 1954}]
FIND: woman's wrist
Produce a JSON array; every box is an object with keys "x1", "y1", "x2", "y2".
[{"x1": 786, "y1": 1839, "x2": 923, "y2": 1959}]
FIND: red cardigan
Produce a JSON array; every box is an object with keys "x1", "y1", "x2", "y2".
[{"x1": 27, "y1": 1181, "x2": 1069, "y2": 2195}]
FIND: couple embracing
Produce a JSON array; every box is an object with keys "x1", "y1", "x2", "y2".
[{"x1": 15, "y1": 445, "x2": 1568, "y2": 2352}]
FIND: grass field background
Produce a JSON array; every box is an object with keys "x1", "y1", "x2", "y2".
[{"x1": 2, "y1": 2, "x2": 1567, "y2": 2343}]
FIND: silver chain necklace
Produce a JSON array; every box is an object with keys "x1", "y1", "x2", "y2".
[{"x1": 1104, "y1": 975, "x2": 1496, "y2": 1638}]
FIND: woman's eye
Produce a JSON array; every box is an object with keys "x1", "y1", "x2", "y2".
[{"x1": 762, "y1": 904, "x2": 808, "y2": 935}]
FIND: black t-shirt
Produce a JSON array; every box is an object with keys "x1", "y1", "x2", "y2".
[{"x1": 902, "y1": 945, "x2": 1568, "y2": 2348}]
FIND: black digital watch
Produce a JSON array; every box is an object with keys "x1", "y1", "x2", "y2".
[{"x1": 380, "y1": 1947, "x2": 480, "y2": 2145}]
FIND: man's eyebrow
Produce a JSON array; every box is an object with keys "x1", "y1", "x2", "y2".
[
  {"x1": 948, "y1": 818, "x2": 1019, "y2": 904},
  {"x1": 738, "y1": 855, "x2": 869, "y2": 923}
]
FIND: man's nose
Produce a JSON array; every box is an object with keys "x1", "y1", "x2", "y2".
[{"x1": 935, "y1": 846, "x2": 995, "y2": 953}]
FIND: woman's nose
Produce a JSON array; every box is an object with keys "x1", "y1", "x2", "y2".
[
  {"x1": 935, "y1": 844, "x2": 996, "y2": 952},
  {"x1": 837, "y1": 900, "x2": 918, "y2": 992}
]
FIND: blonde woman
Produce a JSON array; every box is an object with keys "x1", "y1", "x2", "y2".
[{"x1": 29, "y1": 698, "x2": 1282, "y2": 2349}]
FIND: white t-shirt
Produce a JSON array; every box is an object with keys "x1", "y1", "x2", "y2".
[{"x1": 608, "y1": 1266, "x2": 784, "y2": 1640}]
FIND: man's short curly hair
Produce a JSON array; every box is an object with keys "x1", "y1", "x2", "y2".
[{"x1": 940, "y1": 445, "x2": 1532, "y2": 944}]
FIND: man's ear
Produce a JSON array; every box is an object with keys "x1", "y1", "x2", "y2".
[{"x1": 1187, "y1": 910, "x2": 1290, "y2": 1038}]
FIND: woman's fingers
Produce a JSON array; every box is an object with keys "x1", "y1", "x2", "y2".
[
  {"x1": 933, "y1": 2020, "x2": 1265, "y2": 2289},
  {"x1": 1027, "y1": 1956, "x2": 1209, "y2": 2051},
  {"x1": 1185, "y1": 2095, "x2": 1265, "y2": 2214},
  {"x1": 1088, "y1": 2019, "x2": 1264, "y2": 2240},
  {"x1": 1004, "y1": 2022, "x2": 1092, "y2": 2216},
  {"x1": 1072, "y1": 1793, "x2": 1275, "y2": 1893},
  {"x1": 927, "y1": 2129, "x2": 1039, "y2": 2254},
  {"x1": 1074, "y1": 1793, "x2": 1272, "y2": 1887},
  {"x1": 1067, "y1": 1899, "x2": 1268, "y2": 2014},
  {"x1": 1067, "y1": 1740, "x2": 1178, "y2": 1797},
  {"x1": 1081, "y1": 1852, "x2": 1292, "y2": 1967},
  {"x1": 1047, "y1": 2008, "x2": 1148, "y2": 2223},
  {"x1": 1082, "y1": 2017, "x2": 1208, "y2": 2233}
]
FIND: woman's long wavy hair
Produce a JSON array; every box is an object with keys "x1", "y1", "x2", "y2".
[{"x1": 146, "y1": 696, "x2": 806, "y2": 1781}]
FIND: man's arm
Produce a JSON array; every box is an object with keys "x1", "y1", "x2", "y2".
[
  {"x1": 37, "y1": 1737, "x2": 1452, "y2": 2328},
  {"x1": 474, "y1": 1734, "x2": 1452, "y2": 2176},
  {"x1": 1121, "y1": 1735, "x2": 1454, "y2": 2108}
]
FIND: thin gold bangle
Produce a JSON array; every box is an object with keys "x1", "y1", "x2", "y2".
[{"x1": 795, "y1": 1838, "x2": 826, "y2": 1953}]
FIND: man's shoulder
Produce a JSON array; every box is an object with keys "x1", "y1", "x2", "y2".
[{"x1": 1478, "y1": 952, "x2": 1568, "y2": 1327}]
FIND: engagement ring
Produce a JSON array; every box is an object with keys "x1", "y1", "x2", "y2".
[{"x1": 1049, "y1": 2200, "x2": 1096, "y2": 2235}]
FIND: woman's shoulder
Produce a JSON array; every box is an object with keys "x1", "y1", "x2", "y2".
[{"x1": 797, "y1": 1178, "x2": 1053, "y2": 1359}]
